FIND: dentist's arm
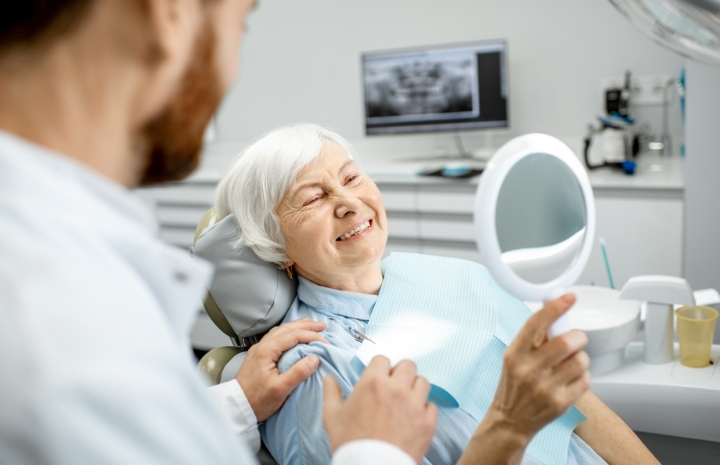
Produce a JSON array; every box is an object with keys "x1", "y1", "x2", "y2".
[{"x1": 458, "y1": 294, "x2": 591, "y2": 465}]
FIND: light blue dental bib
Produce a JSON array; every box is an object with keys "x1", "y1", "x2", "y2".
[{"x1": 355, "y1": 253, "x2": 587, "y2": 465}]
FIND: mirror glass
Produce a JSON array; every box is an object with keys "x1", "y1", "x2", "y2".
[{"x1": 495, "y1": 153, "x2": 587, "y2": 284}]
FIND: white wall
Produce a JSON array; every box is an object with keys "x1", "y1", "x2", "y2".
[
  {"x1": 202, "y1": 0, "x2": 685, "y2": 166},
  {"x1": 684, "y1": 61, "x2": 720, "y2": 343}
]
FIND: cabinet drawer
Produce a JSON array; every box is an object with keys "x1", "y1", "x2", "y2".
[
  {"x1": 417, "y1": 192, "x2": 475, "y2": 214},
  {"x1": 153, "y1": 185, "x2": 215, "y2": 206},
  {"x1": 419, "y1": 218, "x2": 476, "y2": 242},
  {"x1": 156, "y1": 206, "x2": 208, "y2": 228},
  {"x1": 159, "y1": 228, "x2": 195, "y2": 249},
  {"x1": 381, "y1": 190, "x2": 416, "y2": 212}
]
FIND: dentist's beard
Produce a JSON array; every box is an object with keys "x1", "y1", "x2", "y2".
[{"x1": 137, "y1": 21, "x2": 223, "y2": 186}]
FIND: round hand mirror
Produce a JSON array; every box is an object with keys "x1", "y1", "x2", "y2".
[{"x1": 474, "y1": 133, "x2": 596, "y2": 338}]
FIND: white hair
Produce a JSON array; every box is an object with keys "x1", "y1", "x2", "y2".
[{"x1": 213, "y1": 123, "x2": 356, "y2": 267}]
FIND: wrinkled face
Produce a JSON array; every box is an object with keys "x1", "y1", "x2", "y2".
[
  {"x1": 277, "y1": 142, "x2": 388, "y2": 281},
  {"x1": 138, "y1": 0, "x2": 255, "y2": 185}
]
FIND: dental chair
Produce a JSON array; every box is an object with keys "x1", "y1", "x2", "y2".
[{"x1": 190, "y1": 209, "x2": 296, "y2": 464}]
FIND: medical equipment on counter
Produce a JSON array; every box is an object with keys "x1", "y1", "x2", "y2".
[
  {"x1": 474, "y1": 133, "x2": 596, "y2": 338},
  {"x1": 583, "y1": 115, "x2": 639, "y2": 175},
  {"x1": 605, "y1": 70, "x2": 632, "y2": 118},
  {"x1": 619, "y1": 276, "x2": 696, "y2": 364}
]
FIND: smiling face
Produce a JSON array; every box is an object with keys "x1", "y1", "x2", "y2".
[{"x1": 276, "y1": 141, "x2": 388, "y2": 291}]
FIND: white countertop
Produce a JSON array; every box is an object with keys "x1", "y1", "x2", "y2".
[
  {"x1": 586, "y1": 153, "x2": 684, "y2": 191},
  {"x1": 361, "y1": 151, "x2": 685, "y2": 191},
  {"x1": 184, "y1": 148, "x2": 685, "y2": 192},
  {"x1": 592, "y1": 342, "x2": 719, "y2": 442}
]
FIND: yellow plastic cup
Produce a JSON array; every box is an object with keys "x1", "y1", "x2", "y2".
[{"x1": 675, "y1": 306, "x2": 718, "y2": 368}]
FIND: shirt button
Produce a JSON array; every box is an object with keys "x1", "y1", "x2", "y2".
[{"x1": 174, "y1": 271, "x2": 188, "y2": 283}]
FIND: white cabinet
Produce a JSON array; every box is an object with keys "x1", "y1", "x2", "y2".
[
  {"x1": 578, "y1": 192, "x2": 684, "y2": 289},
  {"x1": 137, "y1": 181, "x2": 215, "y2": 249},
  {"x1": 377, "y1": 180, "x2": 482, "y2": 263}
]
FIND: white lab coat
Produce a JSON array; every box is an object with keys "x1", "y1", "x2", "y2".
[{"x1": 0, "y1": 131, "x2": 413, "y2": 465}]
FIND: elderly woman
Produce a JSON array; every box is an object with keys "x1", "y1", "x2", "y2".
[{"x1": 213, "y1": 124, "x2": 657, "y2": 465}]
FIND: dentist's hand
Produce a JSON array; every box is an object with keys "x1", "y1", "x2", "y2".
[
  {"x1": 323, "y1": 356, "x2": 438, "y2": 465},
  {"x1": 237, "y1": 318, "x2": 327, "y2": 422},
  {"x1": 459, "y1": 294, "x2": 590, "y2": 465}
]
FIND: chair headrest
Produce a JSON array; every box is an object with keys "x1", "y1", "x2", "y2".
[{"x1": 192, "y1": 214, "x2": 297, "y2": 338}]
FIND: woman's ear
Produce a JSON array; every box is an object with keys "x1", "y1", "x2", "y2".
[{"x1": 285, "y1": 261, "x2": 295, "y2": 280}]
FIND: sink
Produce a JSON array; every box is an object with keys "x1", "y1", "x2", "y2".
[{"x1": 567, "y1": 286, "x2": 641, "y2": 375}]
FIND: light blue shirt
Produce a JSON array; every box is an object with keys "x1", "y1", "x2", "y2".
[{"x1": 262, "y1": 276, "x2": 607, "y2": 465}]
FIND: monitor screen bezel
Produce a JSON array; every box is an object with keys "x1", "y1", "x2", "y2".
[{"x1": 361, "y1": 39, "x2": 509, "y2": 136}]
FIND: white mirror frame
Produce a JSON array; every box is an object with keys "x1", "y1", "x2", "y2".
[{"x1": 475, "y1": 133, "x2": 596, "y2": 304}]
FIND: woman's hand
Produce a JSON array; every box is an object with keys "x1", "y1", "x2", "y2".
[
  {"x1": 459, "y1": 294, "x2": 591, "y2": 465},
  {"x1": 323, "y1": 356, "x2": 438, "y2": 465}
]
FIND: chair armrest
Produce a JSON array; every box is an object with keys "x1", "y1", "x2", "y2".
[{"x1": 198, "y1": 346, "x2": 245, "y2": 385}]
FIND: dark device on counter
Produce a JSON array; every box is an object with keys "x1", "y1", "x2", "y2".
[{"x1": 605, "y1": 71, "x2": 631, "y2": 118}]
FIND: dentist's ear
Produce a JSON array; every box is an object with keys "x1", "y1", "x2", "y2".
[
  {"x1": 141, "y1": 0, "x2": 202, "y2": 65},
  {"x1": 123, "y1": 0, "x2": 205, "y2": 122}
]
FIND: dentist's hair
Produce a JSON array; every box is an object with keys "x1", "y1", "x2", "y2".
[{"x1": 213, "y1": 123, "x2": 356, "y2": 267}]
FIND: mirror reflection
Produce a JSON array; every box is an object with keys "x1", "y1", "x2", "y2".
[{"x1": 495, "y1": 153, "x2": 586, "y2": 284}]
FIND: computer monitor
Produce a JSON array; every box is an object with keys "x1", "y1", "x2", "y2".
[{"x1": 363, "y1": 40, "x2": 508, "y2": 135}]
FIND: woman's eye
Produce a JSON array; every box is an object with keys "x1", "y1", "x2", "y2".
[
  {"x1": 304, "y1": 197, "x2": 320, "y2": 206},
  {"x1": 346, "y1": 175, "x2": 358, "y2": 184}
]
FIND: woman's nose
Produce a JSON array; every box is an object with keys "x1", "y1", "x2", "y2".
[{"x1": 334, "y1": 193, "x2": 363, "y2": 218}]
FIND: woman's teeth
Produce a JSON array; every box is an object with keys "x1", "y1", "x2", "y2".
[{"x1": 338, "y1": 221, "x2": 371, "y2": 241}]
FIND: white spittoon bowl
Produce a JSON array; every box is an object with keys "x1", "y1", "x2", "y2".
[{"x1": 567, "y1": 285, "x2": 641, "y2": 376}]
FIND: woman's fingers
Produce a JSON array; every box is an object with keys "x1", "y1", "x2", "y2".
[
  {"x1": 484, "y1": 294, "x2": 591, "y2": 443},
  {"x1": 537, "y1": 330, "x2": 589, "y2": 369},
  {"x1": 563, "y1": 370, "x2": 592, "y2": 404},
  {"x1": 516, "y1": 294, "x2": 577, "y2": 351},
  {"x1": 550, "y1": 350, "x2": 591, "y2": 386}
]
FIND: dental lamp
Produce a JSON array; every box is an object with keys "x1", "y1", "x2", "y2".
[{"x1": 608, "y1": 0, "x2": 720, "y2": 66}]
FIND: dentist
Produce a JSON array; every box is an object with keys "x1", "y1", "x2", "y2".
[{"x1": 0, "y1": 2, "x2": 593, "y2": 465}]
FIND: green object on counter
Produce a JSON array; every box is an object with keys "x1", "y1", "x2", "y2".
[{"x1": 600, "y1": 238, "x2": 615, "y2": 289}]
